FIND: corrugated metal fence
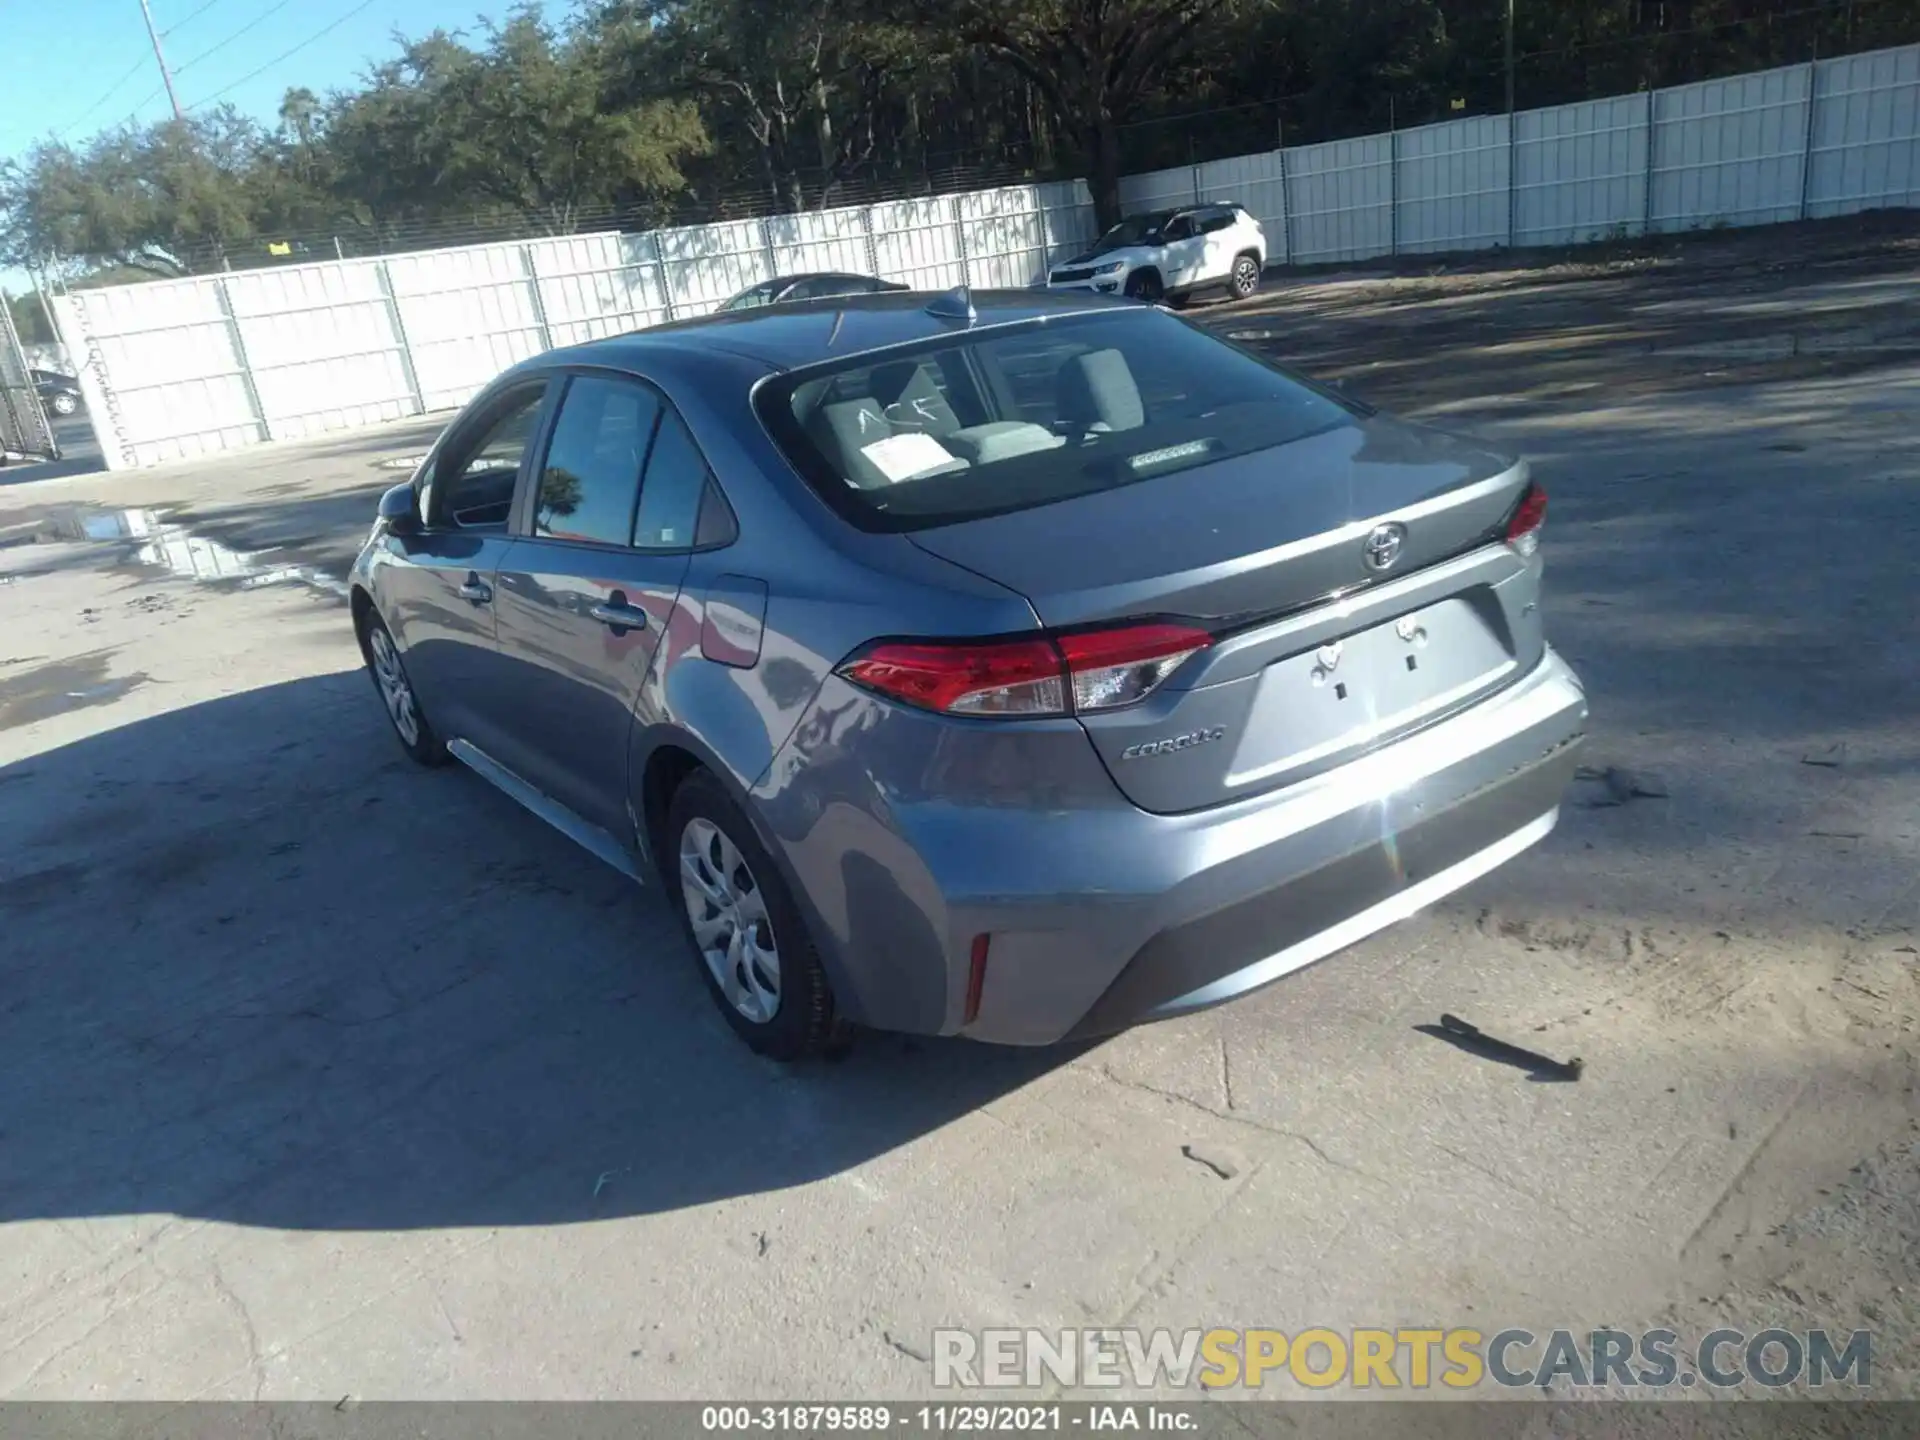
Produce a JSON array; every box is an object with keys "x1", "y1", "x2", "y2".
[
  {"x1": 58, "y1": 180, "x2": 1096, "y2": 469},
  {"x1": 57, "y1": 45, "x2": 1920, "y2": 471},
  {"x1": 1120, "y1": 44, "x2": 1919, "y2": 264}
]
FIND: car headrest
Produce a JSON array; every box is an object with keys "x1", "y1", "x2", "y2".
[
  {"x1": 869, "y1": 362, "x2": 919, "y2": 407},
  {"x1": 807, "y1": 397, "x2": 893, "y2": 488},
  {"x1": 1057, "y1": 348, "x2": 1144, "y2": 433},
  {"x1": 871, "y1": 360, "x2": 961, "y2": 434}
]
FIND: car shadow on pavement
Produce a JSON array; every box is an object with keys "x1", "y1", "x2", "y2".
[{"x1": 0, "y1": 670, "x2": 1074, "y2": 1233}]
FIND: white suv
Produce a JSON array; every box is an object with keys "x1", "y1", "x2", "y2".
[{"x1": 1046, "y1": 203, "x2": 1266, "y2": 305}]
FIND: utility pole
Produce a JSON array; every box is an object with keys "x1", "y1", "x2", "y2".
[
  {"x1": 1497, "y1": 0, "x2": 1512, "y2": 114},
  {"x1": 136, "y1": 0, "x2": 187, "y2": 121},
  {"x1": 30, "y1": 267, "x2": 63, "y2": 350}
]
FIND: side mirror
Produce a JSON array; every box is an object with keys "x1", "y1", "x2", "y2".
[{"x1": 378, "y1": 481, "x2": 421, "y2": 535}]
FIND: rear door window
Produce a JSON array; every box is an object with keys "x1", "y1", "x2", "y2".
[
  {"x1": 531, "y1": 375, "x2": 661, "y2": 546},
  {"x1": 633, "y1": 410, "x2": 711, "y2": 550}
]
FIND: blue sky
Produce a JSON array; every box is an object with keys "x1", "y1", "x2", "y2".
[{"x1": 2, "y1": 0, "x2": 539, "y2": 164}]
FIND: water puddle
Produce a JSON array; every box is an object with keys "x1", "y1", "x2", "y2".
[
  {"x1": 0, "y1": 650, "x2": 150, "y2": 728},
  {"x1": 2, "y1": 507, "x2": 351, "y2": 599}
]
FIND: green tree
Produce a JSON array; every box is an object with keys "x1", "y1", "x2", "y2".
[
  {"x1": 0, "y1": 109, "x2": 292, "y2": 272},
  {"x1": 631, "y1": 0, "x2": 922, "y2": 212},
  {"x1": 325, "y1": 8, "x2": 709, "y2": 233},
  {"x1": 903, "y1": 0, "x2": 1248, "y2": 230},
  {"x1": 9, "y1": 0, "x2": 1920, "y2": 285},
  {"x1": 4, "y1": 290, "x2": 54, "y2": 346},
  {"x1": 536, "y1": 466, "x2": 584, "y2": 530}
]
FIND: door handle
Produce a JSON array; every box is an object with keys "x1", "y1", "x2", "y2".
[
  {"x1": 589, "y1": 594, "x2": 648, "y2": 631},
  {"x1": 457, "y1": 574, "x2": 492, "y2": 604}
]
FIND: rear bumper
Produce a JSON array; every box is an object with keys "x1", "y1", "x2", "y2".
[
  {"x1": 1062, "y1": 737, "x2": 1573, "y2": 1039},
  {"x1": 757, "y1": 648, "x2": 1586, "y2": 1045}
]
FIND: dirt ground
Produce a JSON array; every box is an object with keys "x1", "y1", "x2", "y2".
[
  {"x1": 1225, "y1": 208, "x2": 1920, "y2": 414},
  {"x1": 1, "y1": 219, "x2": 1916, "y2": 1407}
]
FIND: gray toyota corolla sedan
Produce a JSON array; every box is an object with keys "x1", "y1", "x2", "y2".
[{"x1": 350, "y1": 288, "x2": 1586, "y2": 1059}]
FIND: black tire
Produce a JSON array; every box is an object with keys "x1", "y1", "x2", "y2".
[
  {"x1": 359, "y1": 610, "x2": 449, "y2": 766},
  {"x1": 1228, "y1": 252, "x2": 1262, "y2": 300},
  {"x1": 666, "y1": 768, "x2": 843, "y2": 1060},
  {"x1": 1123, "y1": 268, "x2": 1164, "y2": 304},
  {"x1": 50, "y1": 392, "x2": 79, "y2": 417}
]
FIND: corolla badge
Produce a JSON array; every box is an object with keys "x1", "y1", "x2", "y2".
[
  {"x1": 1362, "y1": 522, "x2": 1407, "y2": 572},
  {"x1": 1118, "y1": 726, "x2": 1227, "y2": 761}
]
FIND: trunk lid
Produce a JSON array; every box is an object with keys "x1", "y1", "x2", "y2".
[{"x1": 906, "y1": 415, "x2": 1545, "y2": 813}]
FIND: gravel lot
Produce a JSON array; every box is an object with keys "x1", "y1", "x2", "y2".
[{"x1": 1, "y1": 221, "x2": 1916, "y2": 1404}]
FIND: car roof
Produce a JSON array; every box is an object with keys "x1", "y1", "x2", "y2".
[
  {"x1": 769, "y1": 272, "x2": 881, "y2": 285},
  {"x1": 538, "y1": 288, "x2": 1131, "y2": 375},
  {"x1": 1119, "y1": 202, "x2": 1242, "y2": 222}
]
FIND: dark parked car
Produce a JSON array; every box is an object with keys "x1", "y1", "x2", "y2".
[
  {"x1": 350, "y1": 288, "x2": 1586, "y2": 1059},
  {"x1": 716, "y1": 273, "x2": 907, "y2": 313},
  {"x1": 31, "y1": 369, "x2": 82, "y2": 417}
]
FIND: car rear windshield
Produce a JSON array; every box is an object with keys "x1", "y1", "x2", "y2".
[{"x1": 754, "y1": 308, "x2": 1357, "y2": 532}]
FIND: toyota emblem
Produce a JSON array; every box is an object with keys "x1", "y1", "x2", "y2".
[{"x1": 1362, "y1": 522, "x2": 1407, "y2": 572}]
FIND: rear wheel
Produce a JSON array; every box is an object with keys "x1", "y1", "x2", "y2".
[
  {"x1": 667, "y1": 769, "x2": 843, "y2": 1060},
  {"x1": 361, "y1": 611, "x2": 448, "y2": 766},
  {"x1": 1123, "y1": 269, "x2": 1164, "y2": 304},
  {"x1": 49, "y1": 391, "x2": 78, "y2": 417},
  {"x1": 1228, "y1": 253, "x2": 1262, "y2": 300}
]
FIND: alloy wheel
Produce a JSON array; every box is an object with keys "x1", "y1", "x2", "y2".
[
  {"x1": 678, "y1": 817, "x2": 782, "y2": 1023},
  {"x1": 1232, "y1": 257, "x2": 1260, "y2": 298},
  {"x1": 368, "y1": 626, "x2": 421, "y2": 747}
]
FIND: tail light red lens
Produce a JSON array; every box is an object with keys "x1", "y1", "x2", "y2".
[
  {"x1": 1505, "y1": 482, "x2": 1547, "y2": 558},
  {"x1": 838, "y1": 622, "x2": 1212, "y2": 718},
  {"x1": 839, "y1": 638, "x2": 1064, "y2": 716}
]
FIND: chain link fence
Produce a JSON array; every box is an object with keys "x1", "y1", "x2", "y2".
[
  {"x1": 154, "y1": 145, "x2": 1061, "y2": 278},
  {"x1": 0, "y1": 298, "x2": 60, "y2": 463}
]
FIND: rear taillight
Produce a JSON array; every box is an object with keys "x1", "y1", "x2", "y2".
[
  {"x1": 838, "y1": 622, "x2": 1212, "y2": 718},
  {"x1": 1056, "y1": 624, "x2": 1212, "y2": 712},
  {"x1": 839, "y1": 638, "x2": 1064, "y2": 716},
  {"x1": 1505, "y1": 483, "x2": 1547, "y2": 558}
]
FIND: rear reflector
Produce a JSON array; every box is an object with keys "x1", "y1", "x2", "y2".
[
  {"x1": 1505, "y1": 483, "x2": 1547, "y2": 558},
  {"x1": 839, "y1": 622, "x2": 1213, "y2": 718},
  {"x1": 964, "y1": 934, "x2": 991, "y2": 1024}
]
